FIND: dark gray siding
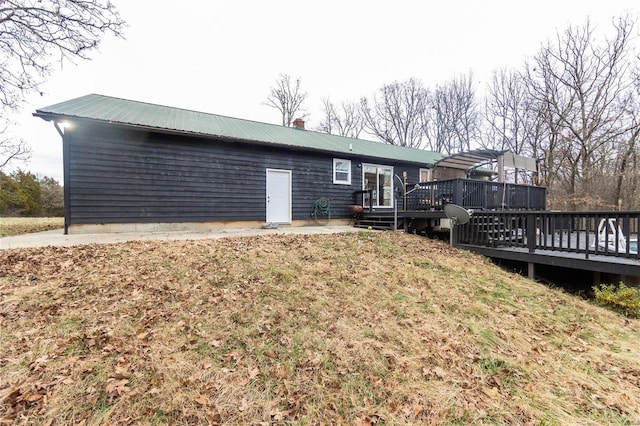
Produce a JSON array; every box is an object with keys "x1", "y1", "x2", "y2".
[{"x1": 64, "y1": 123, "x2": 424, "y2": 225}]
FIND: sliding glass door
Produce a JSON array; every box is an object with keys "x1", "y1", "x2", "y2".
[{"x1": 363, "y1": 164, "x2": 393, "y2": 208}]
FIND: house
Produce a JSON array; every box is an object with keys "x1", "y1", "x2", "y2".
[{"x1": 34, "y1": 94, "x2": 444, "y2": 234}]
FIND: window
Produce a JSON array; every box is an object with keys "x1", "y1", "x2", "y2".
[
  {"x1": 419, "y1": 168, "x2": 432, "y2": 183},
  {"x1": 333, "y1": 158, "x2": 351, "y2": 185}
]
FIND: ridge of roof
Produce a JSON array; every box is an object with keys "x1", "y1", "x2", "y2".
[
  {"x1": 63, "y1": 93, "x2": 303, "y2": 128},
  {"x1": 34, "y1": 94, "x2": 443, "y2": 165}
]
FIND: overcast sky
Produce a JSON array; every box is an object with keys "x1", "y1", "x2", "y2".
[{"x1": 6, "y1": 0, "x2": 640, "y2": 183}]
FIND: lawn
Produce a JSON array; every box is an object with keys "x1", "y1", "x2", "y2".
[
  {"x1": 0, "y1": 217, "x2": 64, "y2": 237},
  {"x1": 1, "y1": 231, "x2": 639, "y2": 425}
]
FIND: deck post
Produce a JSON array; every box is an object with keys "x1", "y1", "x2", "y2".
[
  {"x1": 593, "y1": 271, "x2": 601, "y2": 286},
  {"x1": 528, "y1": 262, "x2": 535, "y2": 280},
  {"x1": 526, "y1": 213, "x2": 536, "y2": 253},
  {"x1": 585, "y1": 217, "x2": 590, "y2": 260},
  {"x1": 394, "y1": 200, "x2": 398, "y2": 231},
  {"x1": 455, "y1": 179, "x2": 464, "y2": 206}
]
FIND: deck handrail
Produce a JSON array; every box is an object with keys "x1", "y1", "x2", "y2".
[
  {"x1": 352, "y1": 189, "x2": 374, "y2": 213},
  {"x1": 403, "y1": 179, "x2": 546, "y2": 212},
  {"x1": 456, "y1": 210, "x2": 640, "y2": 260}
]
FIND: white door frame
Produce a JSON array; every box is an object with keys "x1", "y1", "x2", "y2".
[
  {"x1": 266, "y1": 168, "x2": 292, "y2": 224},
  {"x1": 362, "y1": 163, "x2": 394, "y2": 208}
]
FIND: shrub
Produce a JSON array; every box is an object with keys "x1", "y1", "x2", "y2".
[{"x1": 593, "y1": 282, "x2": 640, "y2": 318}]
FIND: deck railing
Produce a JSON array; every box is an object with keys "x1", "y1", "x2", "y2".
[
  {"x1": 404, "y1": 179, "x2": 546, "y2": 211},
  {"x1": 456, "y1": 210, "x2": 640, "y2": 260}
]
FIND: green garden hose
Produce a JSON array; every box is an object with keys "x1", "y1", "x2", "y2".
[{"x1": 311, "y1": 197, "x2": 331, "y2": 225}]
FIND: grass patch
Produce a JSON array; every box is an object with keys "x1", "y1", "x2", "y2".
[
  {"x1": 0, "y1": 217, "x2": 64, "y2": 237},
  {"x1": 0, "y1": 232, "x2": 639, "y2": 424}
]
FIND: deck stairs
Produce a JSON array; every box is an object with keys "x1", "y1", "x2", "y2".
[
  {"x1": 354, "y1": 209, "x2": 518, "y2": 245},
  {"x1": 354, "y1": 213, "x2": 404, "y2": 231}
]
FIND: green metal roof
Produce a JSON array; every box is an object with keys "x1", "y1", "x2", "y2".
[{"x1": 34, "y1": 94, "x2": 443, "y2": 166}]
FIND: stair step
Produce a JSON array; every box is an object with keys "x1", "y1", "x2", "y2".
[
  {"x1": 354, "y1": 221, "x2": 394, "y2": 228},
  {"x1": 354, "y1": 224, "x2": 393, "y2": 230},
  {"x1": 354, "y1": 216, "x2": 404, "y2": 231}
]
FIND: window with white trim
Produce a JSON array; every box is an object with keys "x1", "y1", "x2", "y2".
[
  {"x1": 333, "y1": 158, "x2": 351, "y2": 185},
  {"x1": 419, "y1": 168, "x2": 431, "y2": 182}
]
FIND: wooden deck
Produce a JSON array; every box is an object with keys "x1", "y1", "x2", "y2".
[
  {"x1": 459, "y1": 244, "x2": 640, "y2": 277},
  {"x1": 354, "y1": 208, "x2": 640, "y2": 279},
  {"x1": 353, "y1": 182, "x2": 640, "y2": 279},
  {"x1": 355, "y1": 178, "x2": 545, "y2": 218},
  {"x1": 456, "y1": 211, "x2": 640, "y2": 278}
]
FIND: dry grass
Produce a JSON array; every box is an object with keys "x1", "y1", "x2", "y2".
[
  {"x1": 0, "y1": 217, "x2": 64, "y2": 237},
  {"x1": 0, "y1": 231, "x2": 639, "y2": 425}
]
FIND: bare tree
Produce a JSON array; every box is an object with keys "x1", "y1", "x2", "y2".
[
  {"x1": 39, "y1": 175, "x2": 64, "y2": 215},
  {"x1": 525, "y1": 15, "x2": 637, "y2": 208},
  {"x1": 611, "y1": 89, "x2": 640, "y2": 209},
  {"x1": 483, "y1": 68, "x2": 528, "y2": 154},
  {"x1": 520, "y1": 58, "x2": 569, "y2": 203},
  {"x1": 0, "y1": 137, "x2": 30, "y2": 169},
  {"x1": 316, "y1": 97, "x2": 364, "y2": 138},
  {"x1": 481, "y1": 68, "x2": 549, "y2": 183},
  {"x1": 360, "y1": 78, "x2": 428, "y2": 148},
  {"x1": 618, "y1": 62, "x2": 640, "y2": 209},
  {"x1": 0, "y1": 0, "x2": 125, "y2": 112},
  {"x1": 0, "y1": 119, "x2": 30, "y2": 169},
  {"x1": 424, "y1": 72, "x2": 480, "y2": 155},
  {"x1": 264, "y1": 74, "x2": 308, "y2": 127}
]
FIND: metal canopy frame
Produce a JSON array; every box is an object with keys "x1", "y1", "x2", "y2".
[{"x1": 430, "y1": 149, "x2": 506, "y2": 171}]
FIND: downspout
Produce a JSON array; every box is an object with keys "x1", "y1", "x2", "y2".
[{"x1": 53, "y1": 121, "x2": 70, "y2": 235}]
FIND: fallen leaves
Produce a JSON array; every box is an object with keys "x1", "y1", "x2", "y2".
[
  {"x1": 0, "y1": 232, "x2": 639, "y2": 425},
  {"x1": 1, "y1": 382, "x2": 50, "y2": 421},
  {"x1": 238, "y1": 397, "x2": 249, "y2": 412},
  {"x1": 105, "y1": 378, "x2": 130, "y2": 401},
  {"x1": 361, "y1": 413, "x2": 383, "y2": 425}
]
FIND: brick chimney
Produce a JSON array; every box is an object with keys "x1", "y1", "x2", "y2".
[{"x1": 292, "y1": 118, "x2": 305, "y2": 129}]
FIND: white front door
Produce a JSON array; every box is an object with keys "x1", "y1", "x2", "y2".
[{"x1": 266, "y1": 169, "x2": 292, "y2": 223}]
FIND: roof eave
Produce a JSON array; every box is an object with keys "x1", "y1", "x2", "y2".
[{"x1": 34, "y1": 112, "x2": 435, "y2": 167}]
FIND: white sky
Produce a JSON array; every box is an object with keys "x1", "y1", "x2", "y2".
[{"x1": 6, "y1": 0, "x2": 640, "y2": 183}]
